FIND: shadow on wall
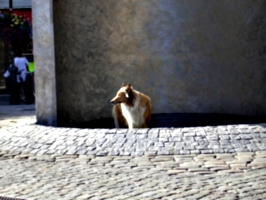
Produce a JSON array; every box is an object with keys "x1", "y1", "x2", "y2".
[{"x1": 72, "y1": 113, "x2": 266, "y2": 129}]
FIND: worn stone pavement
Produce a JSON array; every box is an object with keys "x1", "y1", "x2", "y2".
[{"x1": 0, "y1": 104, "x2": 266, "y2": 199}]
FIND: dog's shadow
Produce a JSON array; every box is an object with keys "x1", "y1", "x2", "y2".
[{"x1": 72, "y1": 113, "x2": 266, "y2": 129}]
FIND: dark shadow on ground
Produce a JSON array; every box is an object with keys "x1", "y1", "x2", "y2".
[{"x1": 72, "y1": 113, "x2": 266, "y2": 129}]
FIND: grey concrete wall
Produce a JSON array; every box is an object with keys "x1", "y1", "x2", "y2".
[
  {"x1": 32, "y1": 0, "x2": 57, "y2": 126},
  {"x1": 51, "y1": 0, "x2": 266, "y2": 126}
]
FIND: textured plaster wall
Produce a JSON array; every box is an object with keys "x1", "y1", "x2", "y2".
[{"x1": 52, "y1": 0, "x2": 266, "y2": 126}]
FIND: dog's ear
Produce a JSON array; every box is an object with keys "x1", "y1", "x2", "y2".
[
  {"x1": 125, "y1": 84, "x2": 132, "y2": 91},
  {"x1": 125, "y1": 84, "x2": 132, "y2": 98},
  {"x1": 128, "y1": 84, "x2": 133, "y2": 90}
]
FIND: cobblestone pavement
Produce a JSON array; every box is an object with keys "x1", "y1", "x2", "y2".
[
  {"x1": 0, "y1": 104, "x2": 266, "y2": 199},
  {"x1": 1, "y1": 124, "x2": 266, "y2": 156},
  {"x1": 0, "y1": 151, "x2": 266, "y2": 200}
]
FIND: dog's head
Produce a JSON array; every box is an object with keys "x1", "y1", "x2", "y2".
[{"x1": 110, "y1": 84, "x2": 133, "y2": 105}]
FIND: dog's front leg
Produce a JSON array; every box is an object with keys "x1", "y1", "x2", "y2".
[{"x1": 128, "y1": 123, "x2": 133, "y2": 130}]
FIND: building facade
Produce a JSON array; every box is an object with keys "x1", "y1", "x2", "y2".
[{"x1": 33, "y1": 0, "x2": 266, "y2": 127}]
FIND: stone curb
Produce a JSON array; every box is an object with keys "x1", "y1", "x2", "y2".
[{"x1": 1, "y1": 123, "x2": 266, "y2": 157}]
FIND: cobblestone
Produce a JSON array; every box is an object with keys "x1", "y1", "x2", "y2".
[
  {"x1": 2, "y1": 124, "x2": 266, "y2": 157},
  {"x1": 1, "y1": 151, "x2": 264, "y2": 199},
  {"x1": 1, "y1": 104, "x2": 266, "y2": 199}
]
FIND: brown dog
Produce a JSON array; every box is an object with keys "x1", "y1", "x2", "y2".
[{"x1": 110, "y1": 84, "x2": 152, "y2": 129}]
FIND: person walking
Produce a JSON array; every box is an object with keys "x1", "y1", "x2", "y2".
[
  {"x1": 3, "y1": 57, "x2": 20, "y2": 105},
  {"x1": 15, "y1": 50, "x2": 29, "y2": 84},
  {"x1": 8, "y1": 60, "x2": 20, "y2": 104},
  {"x1": 14, "y1": 50, "x2": 34, "y2": 104}
]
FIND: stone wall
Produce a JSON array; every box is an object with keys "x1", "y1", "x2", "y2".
[
  {"x1": 32, "y1": 0, "x2": 57, "y2": 126},
  {"x1": 34, "y1": 0, "x2": 266, "y2": 126}
]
